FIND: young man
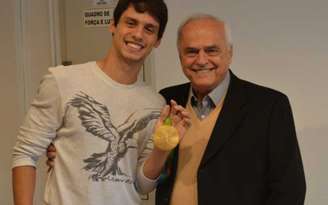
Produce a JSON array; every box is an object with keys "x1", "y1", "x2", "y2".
[
  {"x1": 12, "y1": 1, "x2": 189, "y2": 205},
  {"x1": 156, "y1": 15, "x2": 306, "y2": 205}
]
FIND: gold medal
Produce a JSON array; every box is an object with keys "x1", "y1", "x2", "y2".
[{"x1": 153, "y1": 117, "x2": 179, "y2": 151}]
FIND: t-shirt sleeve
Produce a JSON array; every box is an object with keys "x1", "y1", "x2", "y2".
[
  {"x1": 135, "y1": 160, "x2": 159, "y2": 194},
  {"x1": 134, "y1": 94, "x2": 165, "y2": 194},
  {"x1": 12, "y1": 74, "x2": 63, "y2": 168},
  {"x1": 134, "y1": 116, "x2": 159, "y2": 194}
]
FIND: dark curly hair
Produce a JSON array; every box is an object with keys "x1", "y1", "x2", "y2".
[{"x1": 113, "y1": 0, "x2": 168, "y2": 39}]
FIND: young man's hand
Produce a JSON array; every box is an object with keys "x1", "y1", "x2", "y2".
[
  {"x1": 46, "y1": 143, "x2": 56, "y2": 172},
  {"x1": 154, "y1": 99, "x2": 191, "y2": 147}
]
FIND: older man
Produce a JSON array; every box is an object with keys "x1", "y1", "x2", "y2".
[{"x1": 156, "y1": 14, "x2": 306, "y2": 205}]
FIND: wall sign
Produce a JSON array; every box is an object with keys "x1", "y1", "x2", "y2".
[{"x1": 83, "y1": 8, "x2": 112, "y2": 27}]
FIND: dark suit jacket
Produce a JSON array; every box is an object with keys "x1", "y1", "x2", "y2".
[{"x1": 156, "y1": 71, "x2": 306, "y2": 205}]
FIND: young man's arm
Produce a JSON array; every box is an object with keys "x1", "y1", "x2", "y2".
[
  {"x1": 137, "y1": 100, "x2": 190, "y2": 193},
  {"x1": 12, "y1": 74, "x2": 63, "y2": 205},
  {"x1": 12, "y1": 166, "x2": 36, "y2": 205},
  {"x1": 142, "y1": 147, "x2": 170, "y2": 180}
]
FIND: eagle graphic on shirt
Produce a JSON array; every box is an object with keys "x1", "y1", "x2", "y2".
[{"x1": 68, "y1": 92, "x2": 160, "y2": 182}]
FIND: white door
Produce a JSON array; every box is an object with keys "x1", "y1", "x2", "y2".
[{"x1": 59, "y1": 0, "x2": 115, "y2": 65}]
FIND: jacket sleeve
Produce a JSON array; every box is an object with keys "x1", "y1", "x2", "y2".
[{"x1": 266, "y1": 94, "x2": 306, "y2": 205}]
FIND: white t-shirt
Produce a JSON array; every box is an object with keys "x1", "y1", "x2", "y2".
[{"x1": 12, "y1": 62, "x2": 165, "y2": 205}]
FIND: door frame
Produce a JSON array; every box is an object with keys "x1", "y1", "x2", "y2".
[{"x1": 15, "y1": 0, "x2": 62, "y2": 113}]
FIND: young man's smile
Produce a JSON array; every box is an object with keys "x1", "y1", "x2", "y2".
[{"x1": 110, "y1": 5, "x2": 161, "y2": 63}]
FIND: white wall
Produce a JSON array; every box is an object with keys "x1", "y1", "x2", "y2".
[
  {"x1": 0, "y1": 1, "x2": 20, "y2": 205},
  {"x1": 154, "y1": 0, "x2": 328, "y2": 204}
]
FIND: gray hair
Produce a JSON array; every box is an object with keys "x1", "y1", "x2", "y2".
[{"x1": 177, "y1": 14, "x2": 233, "y2": 49}]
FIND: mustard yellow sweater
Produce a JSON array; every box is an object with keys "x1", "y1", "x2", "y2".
[{"x1": 170, "y1": 99, "x2": 224, "y2": 205}]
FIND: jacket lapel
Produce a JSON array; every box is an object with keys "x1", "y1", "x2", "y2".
[
  {"x1": 174, "y1": 83, "x2": 190, "y2": 107},
  {"x1": 200, "y1": 71, "x2": 247, "y2": 167}
]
